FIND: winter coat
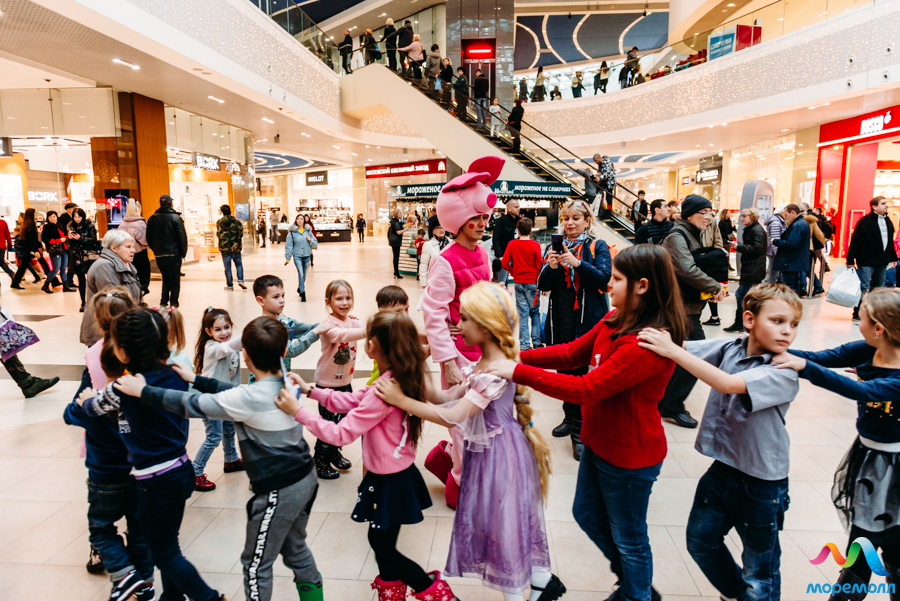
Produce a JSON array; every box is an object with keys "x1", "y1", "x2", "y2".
[
  {"x1": 67, "y1": 219, "x2": 98, "y2": 263},
  {"x1": 846, "y1": 211, "x2": 898, "y2": 267},
  {"x1": 284, "y1": 225, "x2": 317, "y2": 259},
  {"x1": 473, "y1": 74, "x2": 489, "y2": 99},
  {"x1": 661, "y1": 219, "x2": 722, "y2": 315},
  {"x1": 80, "y1": 248, "x2": 141, "y2": 346},
  {"x1": 491, "y1": 213, "x2": 519, "y2": 262},
  {"x1": 425, "y1": 52, "x2": 441, "y2": 77},
  {"x1": 634, "y1": 218, "x2": 673, "y2": 245},
  {"x1": 419, "y1": 236, "x2": 450, "y2": 287},
  {"x1": 397, "y1": 25, "x2": 414, "y2": 48},
  {"x1": 735, "y1": 221, "x2": 767, "y2": 285},
  {"x1": 773, "y1": 216, "x2": 811, "y2": 272},
  {"x1": 382, "y1": 25, "x2": 397, "y2": 49},
  {"x1": 538, "y1": 237, "x2": 611, "y2": 344},
  {"x1": 216, "y1": 215, "x2": 244, "y2": 254},
  {"x1": 398, "y1": 41, "x2": 424, "y2": 62},
  {"x1": 765, "y1": 214, "x2": 785, "y2": 257},
  {"x1": 118, "y1": 216, "x2": 148, "y2": 252},
  {"x1": 146, "y1": 207, "x2": 187, "y2": 258},
  {"x1": 804, "y1": 215, "x2": 826, "y2": 251}
]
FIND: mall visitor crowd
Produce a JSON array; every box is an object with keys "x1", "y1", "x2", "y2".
[{"x1": 3, "y1": 173, "x2": 895, "y2": 601}]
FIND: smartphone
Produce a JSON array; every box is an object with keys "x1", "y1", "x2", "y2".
[
  {"x1": 282, "y1": 365, "x2": 302, "y2": 403},
  {"x1": 551, "y1": 234, "x2": 564, "y2": 253}
]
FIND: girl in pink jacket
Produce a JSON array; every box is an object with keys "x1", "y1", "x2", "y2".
[{"x1": 276, "y1": 312, "x2": 460, "y2": 601}]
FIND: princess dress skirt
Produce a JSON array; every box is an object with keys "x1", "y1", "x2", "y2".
[{"x1": 352, "y1": 463, "x2": 433, "y2": 530}]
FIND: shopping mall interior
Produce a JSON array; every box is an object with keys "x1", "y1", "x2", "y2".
[{"x1": 1, "y1": 0, "x2": 899, "y2": 599}]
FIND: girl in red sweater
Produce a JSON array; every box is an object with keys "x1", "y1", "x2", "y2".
[{"x1": 486, "y1": 244, "x2": 687, "y2": 601}]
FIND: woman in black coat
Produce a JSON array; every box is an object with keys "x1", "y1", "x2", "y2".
[
  {"x1": 439, "y1": 59, "x2": 454, "y2": 106},
  {"x1": 10, "y1": 209, "x2": 43, "y2": 290},
  {"x1": 40, "y1": 211, "x2": 74, "y2": 294},
  {"x1": 724, "y1": 207, "x2": 768, "y2": 332},
  {"x1": 507, "y1": 99, "x2": 525, "y2": 152},
  {"x1": 67, "y1": 208, "x2": 100, "y2": 311}
]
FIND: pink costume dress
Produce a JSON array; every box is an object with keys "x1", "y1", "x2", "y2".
[{"x1": 438, "y1": 366, "x2": 550, "y2": 593}]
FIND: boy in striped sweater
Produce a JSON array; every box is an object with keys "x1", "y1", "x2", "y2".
[{"x1": 114, "y1": 317, "x2": 323, "y2": 601}]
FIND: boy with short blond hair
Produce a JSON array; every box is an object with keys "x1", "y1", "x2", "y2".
[{"x1": 638, "y1": 284, "x2": 803, "y2": 601}]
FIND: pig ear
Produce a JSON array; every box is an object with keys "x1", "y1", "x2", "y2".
[
  {"x1": 468, "y1": 156, "x2": 504, "y2": 185},
  {"x1": 441, "y1": 172, "x2": 488, "y2": 193}
]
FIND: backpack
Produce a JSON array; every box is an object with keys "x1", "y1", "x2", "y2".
[{"x1": 667, "y1": 229, "x2": 728, "y2": 303}]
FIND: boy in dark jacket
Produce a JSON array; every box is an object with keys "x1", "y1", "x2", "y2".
[{"x1": 725, "y1": 207, "x2": 768, "y2": 332}]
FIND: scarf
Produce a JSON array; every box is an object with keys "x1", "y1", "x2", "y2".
[
  {"x1": 434, "y1": 235, "x2": 449, "y2": 253},
  {"x1": 541, "y1": 232, "x2": 590, "y2": 309}
]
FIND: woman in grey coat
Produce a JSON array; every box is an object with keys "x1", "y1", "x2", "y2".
[
  {"x1": 79, "y1": 229, "x2": 141, "y2": 347},
  {"x1": 285, "y1": 214, "x2": 318, "y2": 302}
]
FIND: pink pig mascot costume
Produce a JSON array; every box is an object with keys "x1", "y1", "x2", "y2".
[{"x1": 422, "y1": 156, "x2": 501, "y2": 508}]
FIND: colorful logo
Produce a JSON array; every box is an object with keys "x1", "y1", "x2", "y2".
[{"x1": 809, "y1": 538, "x2": 888, "y2": 577}]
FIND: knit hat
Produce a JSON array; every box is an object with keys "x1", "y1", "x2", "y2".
[
  {"x1": 437, "y1": 156, "x2": 504, "y2": 234},
  {"x1": 680, "y1": 194, "x2": 712, "y2": 219}
]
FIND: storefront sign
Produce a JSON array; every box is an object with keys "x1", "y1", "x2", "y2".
[
  {"x1": 820, "y1": 104, "x2": 900, "y2": 145},
  {"x1": 305, "y1": 171, "x2": 329, "y2": 186},
  {"x1": 193, "y1": 152, "x2": 220, "y2": 171},
  {"x1": 366, "y1": 160, "x2": 447, "y2": 179},
  {"x1": 391, "y1": 183, "x2": 445, "y2": 199},
  {"x1": 861, "y1": 110, "x2": 892, "y2": 136},
  {"x1": 491, "y1": 180, "x2": 572, "y2": 198},
  {"x1": 696, "y1": 167, "x2": 722, "y2": 184},
  {"x1": 708, "y1": 27, "x2": 736, "y2": 60},
  {"x1": 27, "y1": 190, "x2": 59, "y2": 202},
  {"x1": 0, "y1": 137, "x2": 12, "y2": 158}
]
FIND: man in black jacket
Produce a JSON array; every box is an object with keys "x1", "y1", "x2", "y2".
[
  {"x1": 339, "y1": 29, "x2": 353, "y2": 75},
  {"x1": 847, "y1": 196, "x2": 897, "y2": 321},
  {"x1": 146, "y1": 195, "x2": 188, "y2": 308},
  {"x1": 724, "y1": 207, "x2": 768, "y2": 332},
  {"x1": 491, "y1": 199, "x2": 520, "y2": 284},
  {"x1": 396, "y1": 20, "x2": 414, "y2": 76},
  {"x1": 473, "y1": 69, "x2": 490, "y2": 129},
  {"x1": 634, "y1": 199, "x2": 673, "y2": 244}
]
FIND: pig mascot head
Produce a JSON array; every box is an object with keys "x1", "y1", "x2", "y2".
[{"x1": 436, "y1": 156, "x2": 504, "y2": 235}]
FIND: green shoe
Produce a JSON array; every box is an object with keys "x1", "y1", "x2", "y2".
[{"x1": 296, "y1": 576, "x2": 323, "y2": 601}]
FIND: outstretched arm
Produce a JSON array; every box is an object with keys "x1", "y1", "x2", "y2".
[{"x1": 637, "y1": 328, "x2": 748, "y2": 394}]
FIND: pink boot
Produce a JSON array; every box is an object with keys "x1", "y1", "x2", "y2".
[
  {"x1": 371, "y1": 575, "x2": 407, "y2": 601},
  {"x1": 413, "y1": 571, "x2": 457, "y2": 601}
]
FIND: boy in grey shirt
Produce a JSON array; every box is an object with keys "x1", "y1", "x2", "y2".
[
  {"x1": 638, "y1": 284, "x2": 803, "y2": 601},
  {"x1": 115, "y1": 317, "x2": 323, "y2": 601}
]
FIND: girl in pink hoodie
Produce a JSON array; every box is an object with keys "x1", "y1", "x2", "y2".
[
  {"x1": 313, "y1": 279, "x2": 366, "y2": 479},
  {"x1": 276, "y1": 312, "x2": 460, "y2": 601}
]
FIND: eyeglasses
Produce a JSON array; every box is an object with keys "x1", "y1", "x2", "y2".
[{"x1": 697, "y1": 210, "x2": 713, "y2": 218}]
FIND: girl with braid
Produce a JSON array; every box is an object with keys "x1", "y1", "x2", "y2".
[{"x1": 377, "y1": 281, "x2": 566, "y2": 601}]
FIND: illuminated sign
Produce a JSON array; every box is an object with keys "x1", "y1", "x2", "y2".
[
  {"x1": 28, "y1": 190, "x2": 59, "y2": 202},
  {"x1": 366, "y1": 159, "x2": 447, "y2": 179},
  {"x1": 461, "y1": 39, "x2": 496, "y2": 63},
  {"x1": 861, "y1": 110, "x2": 892, "y2": 136},
  {"x1": 696, "y1": 167, "x2": 722, "y2": 183},
  {"x1": 192, "y1": 152, "x2": 220, "y2": 171},
  {"x1": 0, "y1": 137, "x2": 11, "y2": 158},
  {"x1": 305, "y1": 170, "x2": 329, "y2": 186}
]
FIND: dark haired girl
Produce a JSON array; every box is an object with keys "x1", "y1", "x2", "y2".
[
  {"x1": 487, "y1": 244, "x2": 687, "y2": 601},
  {"x1": 76, "y1": 308, "x2": 222, "y2": 601}
]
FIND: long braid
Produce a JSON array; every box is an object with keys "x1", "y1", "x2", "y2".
[{"x1": 492, "y1": 305, "x2": 552, "y2": 503}]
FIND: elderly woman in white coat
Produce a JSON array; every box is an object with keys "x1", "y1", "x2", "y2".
[{"x1": 418, "y1": 223, "x2": 451, "y2": 288}]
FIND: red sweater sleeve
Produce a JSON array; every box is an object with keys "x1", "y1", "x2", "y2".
[
  {"x1": 501, "y1": 243, "x2": 514, "y2": 274},
  {"x1": 520, "y1": 318, "x2": 605, "y2": 371},
  {"x1": 514, "y1": 336, "x2": 674, "y2": 406}
]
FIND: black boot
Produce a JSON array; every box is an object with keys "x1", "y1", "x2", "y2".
[
  {"x1": 41, "y1": 280, "x2": 53, "y2": 294},
  {"x1": 552, "y1": 418, "x2": 571, "y2": 438},
  {"x1": 571, "y1": 417, "x2": 584, "y2": 461},
  {"x1": 300, "y1": 292, "x2": 307, "y2": 303},
  {"x1": 328, "y1": 446, "x2": 351, "y2": 471},
  {"x1": 828, "y1": 569, "x2": 869, "y2": 601},
  {"x1": 314, "y1": 441, "x2": 339, "y2": 479}
]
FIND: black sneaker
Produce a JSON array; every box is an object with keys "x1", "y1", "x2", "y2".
[
  {"x1": 702, "y1": 317, "x2": 721, "y2": 326},
  {"x1": 134, "y1": 584, "x2": 155, "y2": 601},
  {"x1": 109, "y1": 570, "x2": 144, "y2": 601},
  {"x1": 86, "y1": 545, "x2": 105, "y2": 574},
  {"x1": 22, "y1": 376, "x2": 59, "y2": 399}
]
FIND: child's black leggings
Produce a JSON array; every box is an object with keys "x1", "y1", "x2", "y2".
[
  {"x1": 847, "y1": 524, "x2": 900, "y2": 582},
  {"x1": 367, "y1": 525, "x2": 432, "y2": 593}
]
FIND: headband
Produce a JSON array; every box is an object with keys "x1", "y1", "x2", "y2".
[{"x1": 489, "y1": 286, "x2": 514, "y2": 331}]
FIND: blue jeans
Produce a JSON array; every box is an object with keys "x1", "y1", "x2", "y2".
[
  {"x1": 573, "y1": 447, "x2": 662, "y2": 601},
  {"x1": 193, "y1": 419, "x2": 238, "y2": 475},
  {"x1": 856, "y1": 264, "x2": 888, "y2": 312},
  {"x1": 222, "y1": 252, "x2": 243, "y2": 288},
  {"x1": 780, "y1": 271, "x2": 801, "y2": 296},
  {"x1": 88, "y1": 477, "x2": 154, "y2": 582},
  {"x1": 136, "y1": 462, "x2": 219, "y2": 601},
  {"x1": 293, "y1": 255, "x2": 311, "y2": 293},
  {"x1": 687, "y1": 461, "x2": 789, "y2": 601},
  {"x1": 475, "y1": 98, "x2": 488, "y2": 127},
  {"x1": 48, "y1": 252, "x2": 68, "y2": 283},
  {"x1": 515, "y1": 283, "x2": 542, "y2": 350},
  {"x1": 887, "y1": 265, "x2": 897, "y2": 287}
]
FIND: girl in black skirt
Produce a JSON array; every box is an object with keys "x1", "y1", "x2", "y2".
[{"x1": 276, "y1": 311, "x2": 460, "y2": 601}]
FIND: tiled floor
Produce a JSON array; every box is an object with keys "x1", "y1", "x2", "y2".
[{"x1": 0, "y1": 239, "x2": 878, "y2": 600}]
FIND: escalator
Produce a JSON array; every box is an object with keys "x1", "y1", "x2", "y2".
[{"x1": 258, "y1": 0, "x2": 640, "y2": 243}]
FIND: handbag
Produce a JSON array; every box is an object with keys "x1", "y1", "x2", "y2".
[
  {"x1": 826, "y1": 265, "x2": 862, "y2": 308},
  {"x1": 81, "y1": 238, "x2": 102, "y2": 263},
  {"x1": 48, "y1": 242, "x2": 65, "y2": 257},
  {"x1": 0, "y1": 307, "x2": 39, "y2": 362},
  {"x1": 668, "y1": 230, "x2": 729, "y2": 303}
]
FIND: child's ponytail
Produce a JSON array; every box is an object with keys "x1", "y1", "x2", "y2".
[
  {"x1": 193, "y1": 308, "x2": 232, "y2": 373},
  {"x1": 160, "y1": 306, "x2": 186, "y2": 354}
]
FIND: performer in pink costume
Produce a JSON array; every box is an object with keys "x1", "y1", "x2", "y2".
[{"x1": 422, "y1": 155, "x2": 501, "y2": 508}]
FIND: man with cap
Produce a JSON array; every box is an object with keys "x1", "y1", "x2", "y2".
[
  {"x1": 659, "y1": 194, "x2": 726, "y2": 428},
  {"x1": 146, "y1": 195, "x2": 188, "y2": 308}
]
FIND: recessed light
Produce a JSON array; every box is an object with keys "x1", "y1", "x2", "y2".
[
  {"x1": 333, "y1": 145, "x2": 340, "y2": 149},
  {"x1": 693, "y1": 32, "x2": 699, "y2": 35},
  {"x1": 256, "y1": 139, "x2": 267, "y2": 142},
  {"x1": 6, "y1": 117, "x2": 13, "y2": 120},
  {"x1": 708, "y1": 125, "x2": 714, "y2": 128},
  {"x1": 169, "y1": 122, "x2": 175, "y2": 125},
  {"x1": 113, "y1": 58, "x2": 140, "y2": 70},
  {"x1": 208, "y1": 96, "x2": 225, "y2": 103},
  {"x1": 262, "y1": 117, "x2": 274, "y2": 123},
  {"x1": 781, "y1": 128, "x2": 790, "y2": 132},
  {"x1": 727, "y1": 2, "x2": 735, "y2": 5}
]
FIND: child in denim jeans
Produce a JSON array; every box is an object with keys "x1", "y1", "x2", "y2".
[
  {"x1": 501, "y1": 218, "x2": 543, "y2": 350},
  {"x1": 638, "y1": 283, "x2": 803, "y2": 601}
]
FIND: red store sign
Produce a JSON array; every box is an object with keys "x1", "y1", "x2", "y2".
[
  {"x1": 819, "y1": 104, "x2": 900, "y2": 145},
  {"x1": 365, "y1": 159, "x2": 447, "y2": 179}
]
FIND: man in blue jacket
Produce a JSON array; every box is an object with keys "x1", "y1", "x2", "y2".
[{"x1": 772, "y1": 204, "x2": 810, "y2": 296}]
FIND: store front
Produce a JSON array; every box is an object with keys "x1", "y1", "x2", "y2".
[
  {"x1": 368, "y1": 158, "x2": 448, "y2": 239},
  {"x1": 816, "y1": 104, "x2": 900, "y2": 257},
  {"x1": 292, "y1": 169, "x2": 354, "y2": 243}
]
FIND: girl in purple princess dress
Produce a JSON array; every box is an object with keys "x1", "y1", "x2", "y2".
[{"x1": 377, "y1": 281, "x2": 567, "y2": 601}]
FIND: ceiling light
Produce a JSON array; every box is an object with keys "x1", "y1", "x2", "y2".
[
  {"x1": 256, "y1": 139, "x2": 267, "y2": 142},
  {"x1": 5, "y1": 117, "x2": 13, "y2": 120},
  {"x1": 113, "y1": 58, "x2": 140, "y2": 70},
  {"x1": 351, "y1": 153, "x2": 358, "y2": 156},
  {"x1": 208, "y1": 96, "x2": 225, "y2": 103},
  {"x1": 727, "y1": 2, "x2": 735, "y2": 5},
  {"x1": 262, "y1": 117, "x2": 274, "y2": 123},
  {"x1": 379, "y1": 12, "x2": 386, "y2": 16},
  {"x1": 693, "y1": 32, "x2": 699, "y2": 35},
  {"x1": 640, "y1": 138, "x2": 646, "y2": 141},
  {"x1": 781, "y1": 128, "x2": 790, "y2": 132},
  {"x1": 333, "y1": 145, "x2": 341, "y2": 149},
  {"x1": 169, "y1": 121, "x2": 175, "y2": 125},
  {"x1": 708, "y1": 125, "x2": 714, "y2": 128}
]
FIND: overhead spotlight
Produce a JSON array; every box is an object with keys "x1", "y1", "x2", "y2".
[
  {"x1": 568, "y1": 12, "x2": 572, "y2": 18},
  {"x1": 274, "y1": 134, "x2": 280, "y2": 143},
  {"x1": 113, "y1": 58, "x2": 140, "y2": 70}
]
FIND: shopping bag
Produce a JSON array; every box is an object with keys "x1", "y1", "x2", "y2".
[
  {"x1": 0, "y1": 307, "x2": 39, "y2": 361},
  {"x1": 826, "y1": 266, "x2": 862, "y2": 308}
]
